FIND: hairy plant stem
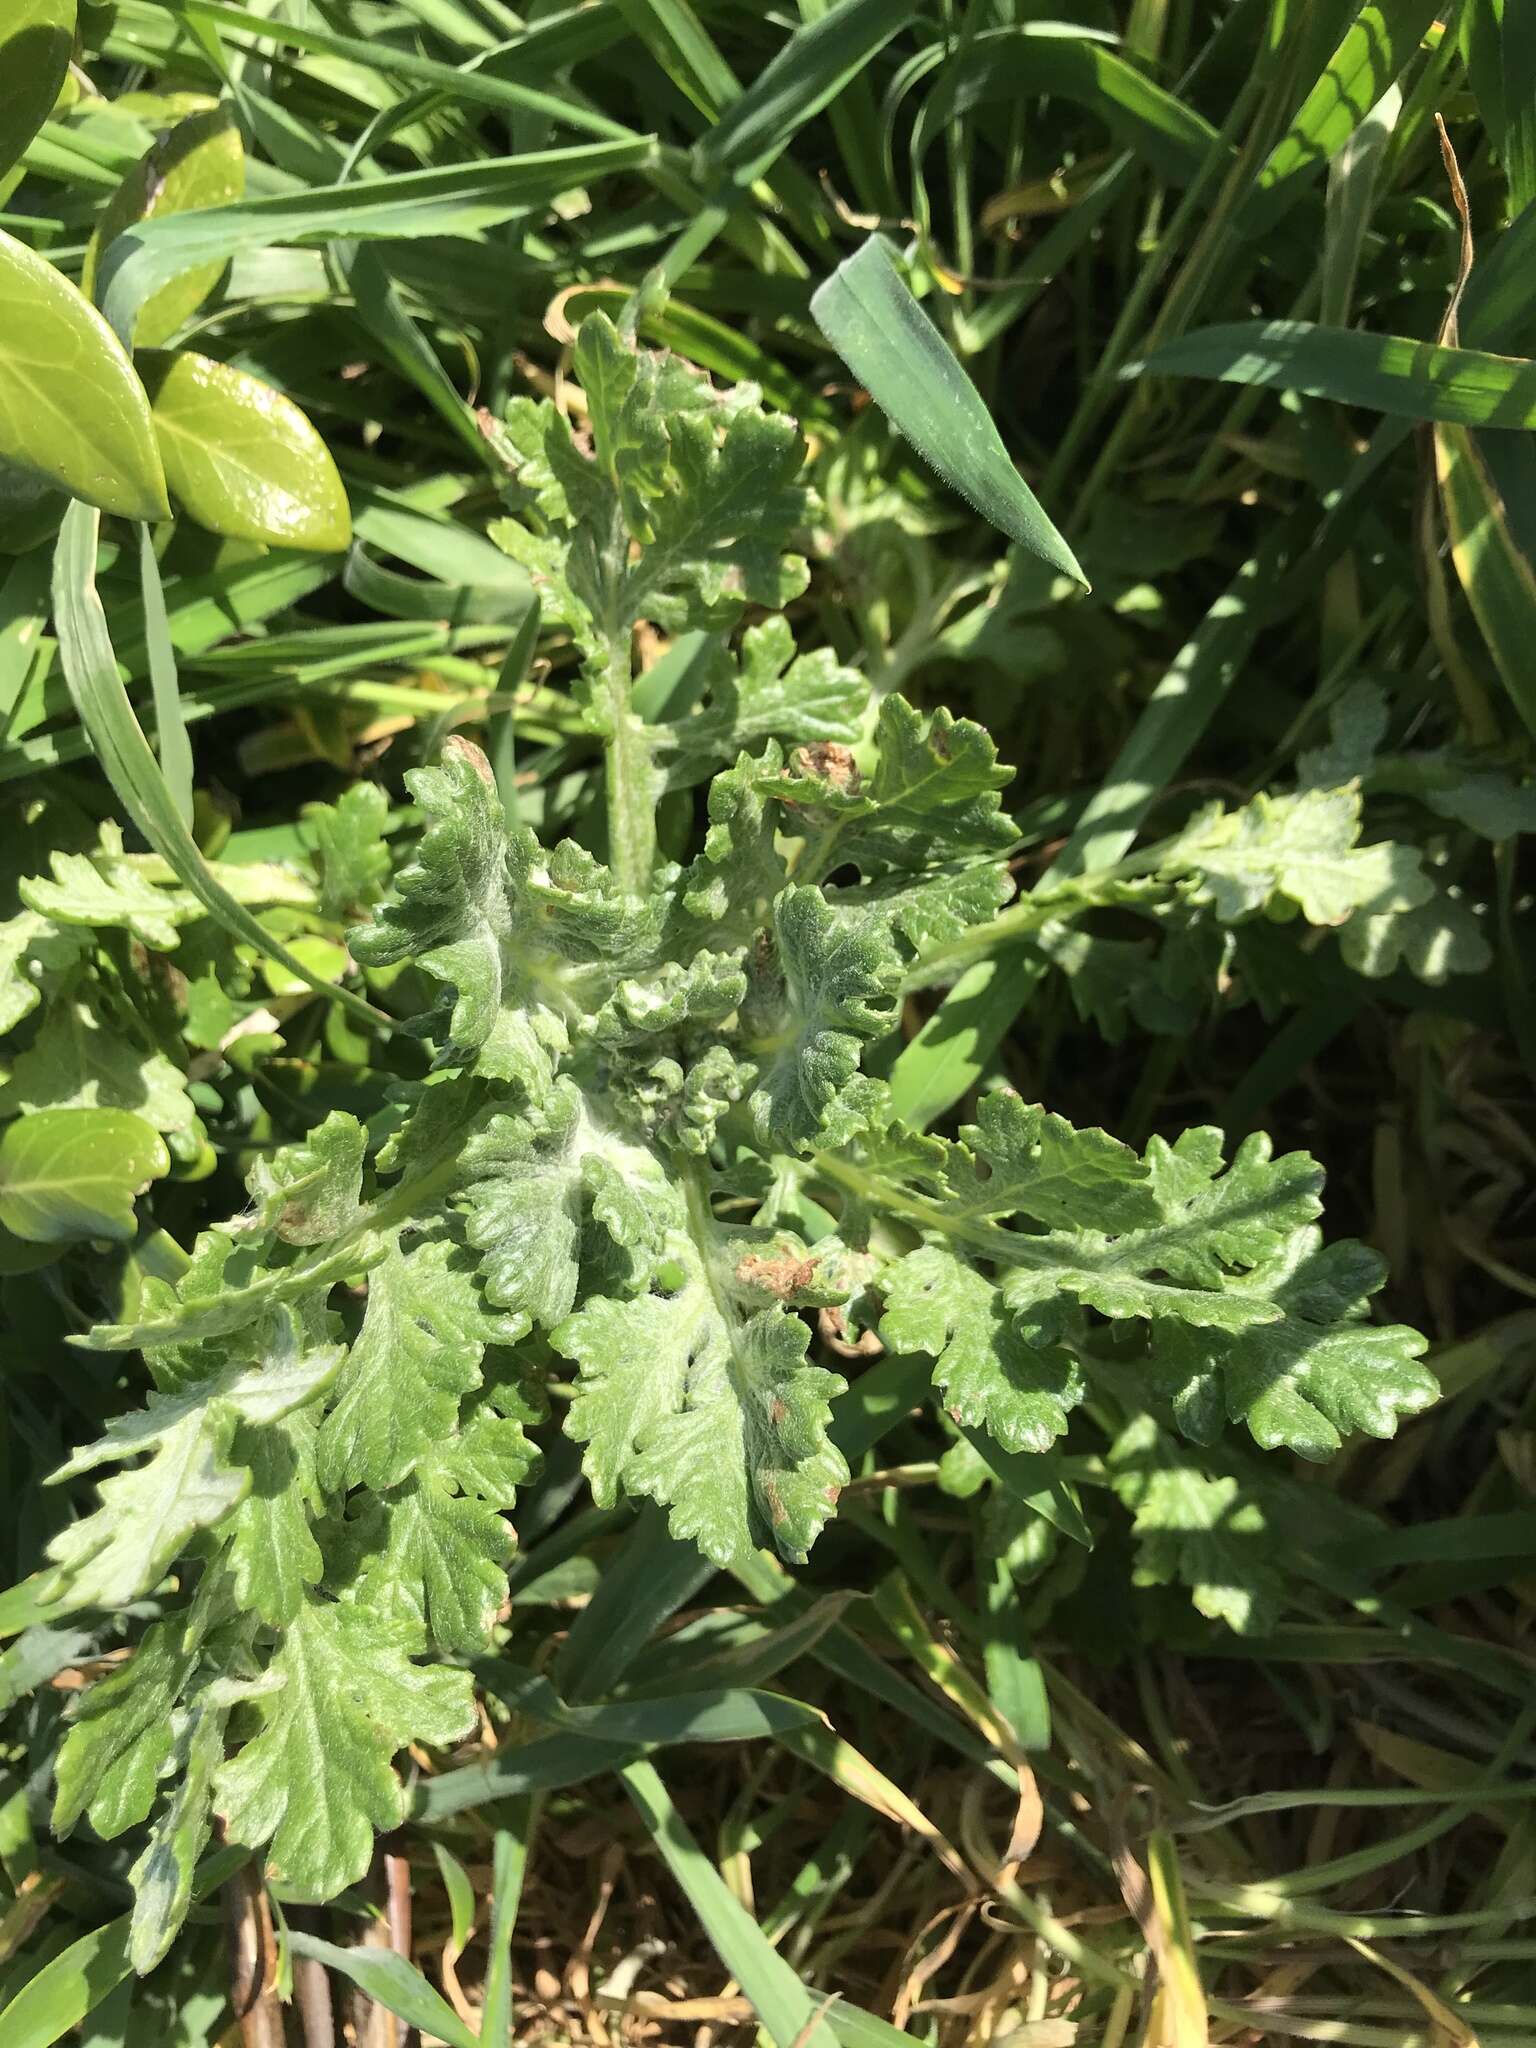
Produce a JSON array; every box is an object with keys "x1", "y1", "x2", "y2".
[{"x1": 600, "y1": 626, "x2": 659, "y2": 898}]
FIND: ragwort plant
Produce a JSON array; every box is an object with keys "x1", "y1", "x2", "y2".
[{"x1": 37, "y1": 316, "x2": 1439, "y2": 1969}]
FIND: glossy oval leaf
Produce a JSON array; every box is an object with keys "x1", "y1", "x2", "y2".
[
  {"x1": 82, "y1": 105, "x2": 245, "y2": 347},
  {"x1": 0, "y1": 0, "x2": 77, "y2": 184},
  {"x1": 0, "y1": 1107, "x2": 169, "y2": 1244},
  {"x1": 1129, "y1": 319, "x2": 1536, "y2": 427},
  {"x1": 812, "y1": 236, "x2": 1087, "y2": 587},
  {"x1": 0, "y1": 229, "x2": 169, "y2": 521},
  {"x1": 141, "y1": 349, "x2": 351, "y2": 551}
]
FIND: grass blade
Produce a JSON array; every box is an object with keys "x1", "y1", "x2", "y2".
[
  {"x1": 284, "y1": 1933, "x2": 481, "y2": 2048},
  {"x1": 135, "y1": 524, "x2": 192, "y2": 829},
  {"x1": 478, "y1": 1819, "x2": 532, "y2": 2047},
  {"x1": 1247, "y1": 0, "x2": 1441, "y2": 227},
  {"x1": 0, "y1": 1849, "x2": 247, "y2": 2048},
  {"x1": 52, "y1": 501, "x2": 387, "y2": 1032},
  {"x1": 698, "y1": 0, "x2": 917, "y2": 187},
  {"x1": 812, "y1": 237, "x2": 1087, "y2": 584},
  {"x1": 621, "y1": 1759, "x2": 840, "y2": 2048},
  {"x1": 1129, "y1": 318, "x2": 1536, "y2": 426},
  {"x1": 98, "y1": 142, "x2": 657, "y2": 344},
  {"x1": 909, "y1": 27, "x2": 1220, "y2": 193},
  {"x1": 1436, "y1": 422, "x2": 1536, "y2": 736}
]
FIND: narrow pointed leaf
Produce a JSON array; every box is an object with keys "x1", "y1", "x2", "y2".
[
  {"x1": 141, "y1": 350, "x2": 351, "y2": 551},
  {"x1": 812, "y1": 237, "x2": 1086, "y2": 585}
]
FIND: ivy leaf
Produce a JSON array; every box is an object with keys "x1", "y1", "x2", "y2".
[
  {"x1": 1108, "y1": 1414, "x2": 1283, "y2": 1635},
  {"x1": 316, "y1": 1231, "x2": 516, "y2": 1496},
  {"x1": 943, "y1": 1091, "x2": 1157, "y2": 1234},
  {"x1": 880, "y1": 1244, "x2": 1085, "y2": 1454},
  {"x1": 54, "y1": 1616, "x2": 193, "y2": 1838},
  {"x1": 1337, "y1": 887, "x2": 1492, "y2": 983},
  {"x1": 557, "y1": 1231, "x2": 848, "y2": 1565},
  {"x1": 227, "y1": 1413, "x2": 325, "y2": 1628},
  {"x1": 770, "y1": 696, "x2": 1017, "y2": 873},
  {"x1": 215, "y1": 1600, "x2": 475, "y2": 1900},
  {"x1": 1150, "y1": 1233, "x2": 1437, "y2": 1458},
  {"x1": 46, "y1": 1318, "x2": 343, "y2": 1613},
  {"x1": 669, "y1": 617, "x2": 865, "y2": 780},
  {"x1": 999, "y1": 1129, "x2": 1326, "y2": 1334},
  {"x1": 128, "y1": 1694, "x2": 227, "y2": 1973},
  {"x1": 346, "y1": 1411, "x2": 537, "y2": 1653},
  {"x1": 301, "y1": 780, "x2": 392, "y2": 920},
  {"x1": 246, "y1": 1110, "x2": 365, "y2": 1246},
  {"x1": 746, "y1": 887, "x2": 902, "y2": 1151},
  {"x1": 1163, "y1": 787, "x2": 1431, "y2": 928},
  {"x1": 0, "y1": 993, "x2": 196, "y2": 1134}
]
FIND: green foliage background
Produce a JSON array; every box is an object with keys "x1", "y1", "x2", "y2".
[{"x1": 0, "y1": 3, "x2": 1533, "y2": 2045}]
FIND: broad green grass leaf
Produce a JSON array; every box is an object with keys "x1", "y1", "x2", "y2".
[
  {"x1": 621, "y1": 1760, "x2": 840, "y2": 2048},
  {"x1": 0, "y1": 1107, "x2": 167, "y2": 1245},
  {"x1": 0, "y1": 0, "x2": 76, "y2": 184},
  {"x1": 1435, "y1": 420, "x2": 1536, "y2": 737},
  {"x1": 0, "y1": 1847, "x2": 245, "y2": 2048},
  {"x1": 135, "y1": 522, "x2": 192, "y2": 830},
  {"x1": 554, "y1": 1503, "x2": 717, "y2": 1704},
  {"x1": 812, "y1": 238, "x2": 1087, "y2": 585},
  {"x1": 284, "y1": 1934, "x2": 481, "y2": 2048},
  {"x1": 0, "y1": 231, "x2": 168, "y2": 522},
  {"x1": 215, "y1": 1601, "x2": 475, "y2": 1899},
  {"x1": 909, "y1": 27, "x2": 1220, "y2": 194},
  {"x1": 1321, "y1": 83, "x2": 1401, "y2": 326},
  {"x1": 81, "y1": 106, "x2": 244, "y2": 347},
  {"x1": 173, "y1": 0, "x2": 640, "y2": 141},
  {"x1": 616, "y1": 0, "x2": 740, "y2": 117},
  {"x1": 1131, "y1": 319, "x2": 1536, "y2": 427},
  {"x1": 697, "y1": 0, "x2": 916, "y2": 186},
  {"x1": 480, "y1": 1825, "x2": 528, "y2": 2048},
  {"x1": 1504, "y1": 1, "x2": 1536, "y2": 211},
  {"x1": 98, "y1": 141, "x2": 657, "y2": 347},
  {"x1": 140, "y1": 350, "x2": 351, "y2": 552},
  {"x1": 52, "y1": 502, "x2": 386, "y2": 1031},
  {"x1": 1246, "y1": 1, "x2": 1441, "y2": 228}
]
